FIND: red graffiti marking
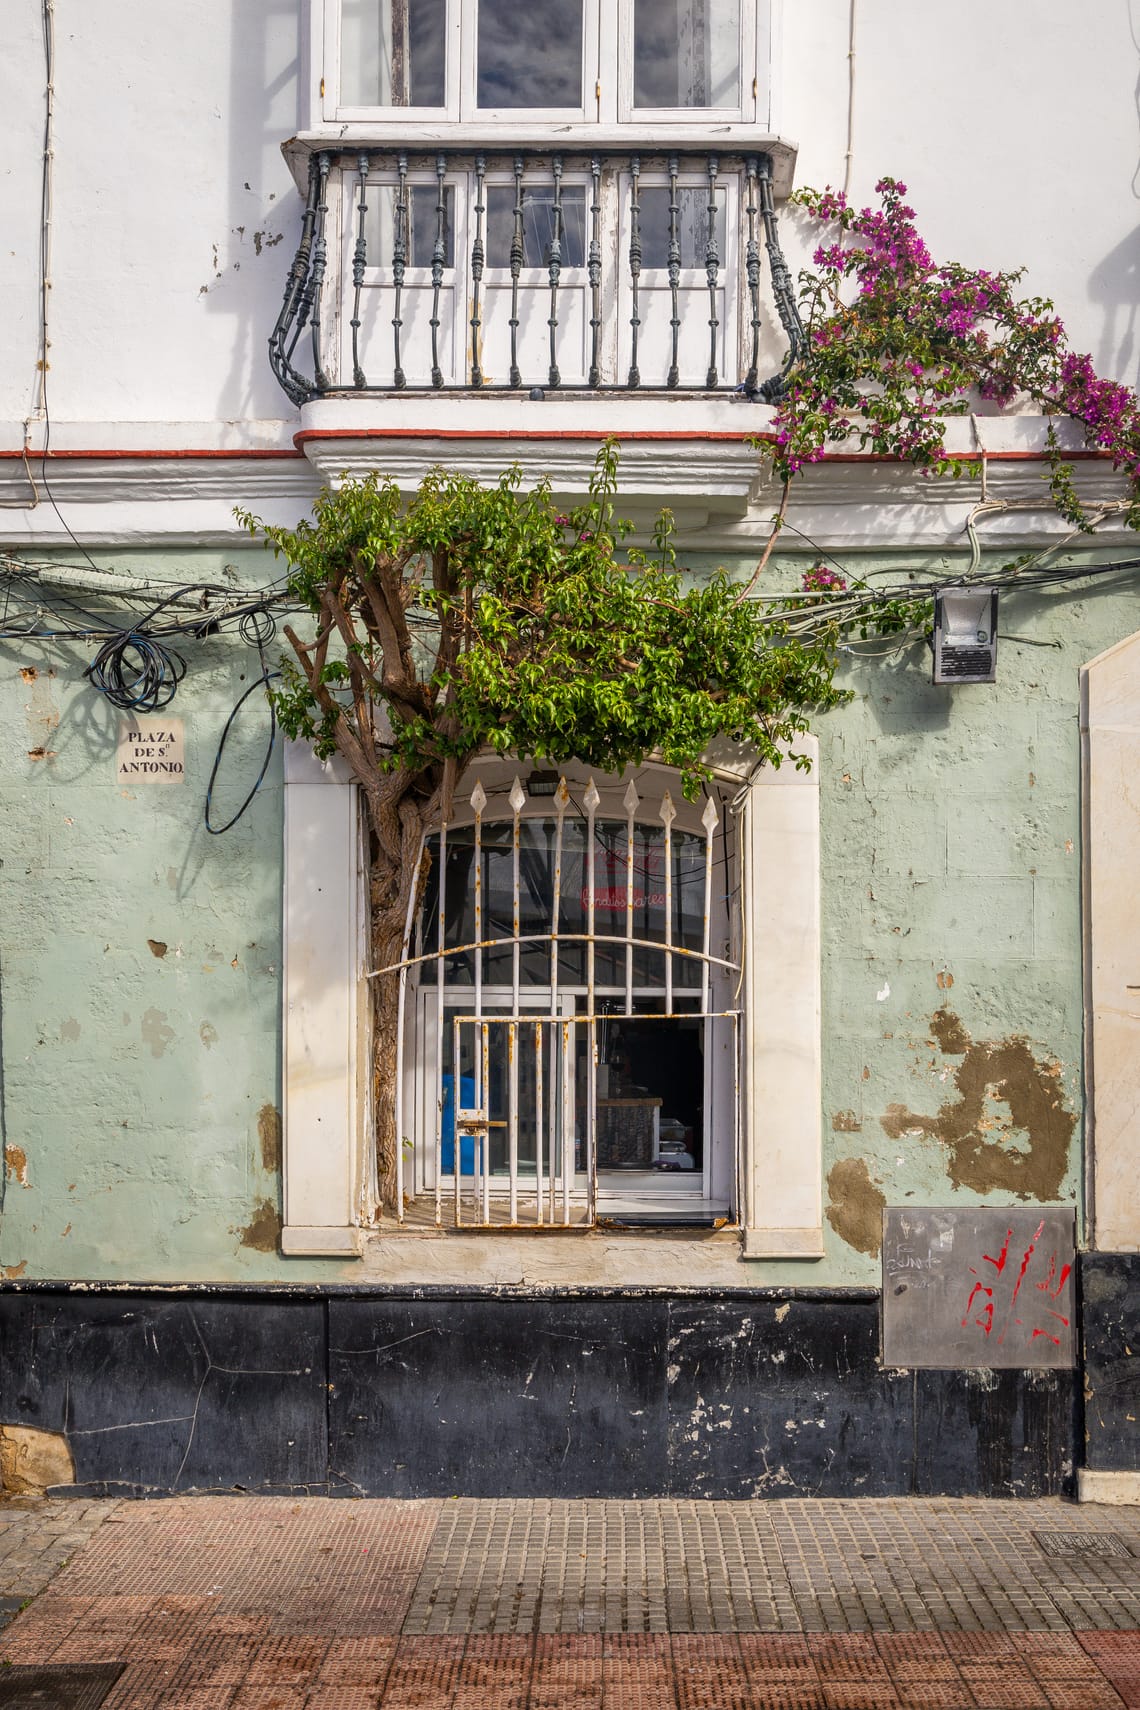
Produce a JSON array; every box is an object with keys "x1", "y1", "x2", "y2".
[{"x1": 961, "y1": 1222, "x2": 1071, "y2": 1350}]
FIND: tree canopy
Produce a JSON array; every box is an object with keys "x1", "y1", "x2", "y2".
[
  {"x1": 240, "y1": 441, "x2": 845, "y2": 1208},
  {"x1": 244, "y1": 440, "x2": 842, "y2": 818}
]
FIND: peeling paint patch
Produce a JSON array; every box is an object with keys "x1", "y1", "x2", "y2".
[
  {"x1": 26, "y1": 747, "x2": 55, "y2": 761},
  {"x1": 5, "y1": 1145, "x2": 29, "y2": 1188},
  {"x1": 880, "y1": 1009, "x2": 1076, "y2": 1200},
  {"x1": 774, "y1": 1302, "x2": 790, "y2": 1323},
  {"x1": 258, "y1": 1104, "x2": 282, "y2": 1174},
  {"x1": 831, "y1": 1110, "x2": 862, "y2": 1133},
  {"x1": 199, "y1": 1021, "x2": 218, "y2": 1050},
  {"x1": 1, "y1": 1261, "x2": 27, "y2": 1279},
  {"x1": 147, "y1": 939, "x2": 168, "y2": 959},
  {"x1": 141, "y1": 1008, "x2": 174, "y2": 1058},
  {"x1": 931, "y1": 1006, "x2": 970, "y2": 1054},
  {"x1": 18, "y1": 667, "x2": 37, "y2": 684},
  {"x1": 237, "y1": 1198, "x2": 281, "y2": 1253},
  {"x1": 825, "y1": 1158, "x2": 886, "y2": 1257}
]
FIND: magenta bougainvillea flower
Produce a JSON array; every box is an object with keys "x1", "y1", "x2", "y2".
[{"x1": 771, "y1": 178, "x2": 1140, "y2": 529}]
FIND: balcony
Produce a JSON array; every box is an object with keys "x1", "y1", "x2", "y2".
[{"x1": 270, "y1": 146, "x2": 801, "y2": 406}]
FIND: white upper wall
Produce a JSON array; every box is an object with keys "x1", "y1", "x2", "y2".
[
  {"x1": 1, "y1": 0, "x2": 1137, "y2": 446},
  {"x1": 0, "y1": 0, "x2": 303, "y2": 445},
  {"x1": 780, "y1": 0, "x2": 1140, "y2": 391}
]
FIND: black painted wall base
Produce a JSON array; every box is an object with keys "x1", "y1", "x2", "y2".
[
  {"x1": 0, "y1": 1287, "x2": 1077, "y2": 1499},
  {"x1": 1080, "y1": 1253, "x2": 1140, "y2": 1473}
]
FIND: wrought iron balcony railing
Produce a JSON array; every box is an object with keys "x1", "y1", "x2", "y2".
[{"x1": 270, "y1": 147, "x2": 802, "y2": 405}]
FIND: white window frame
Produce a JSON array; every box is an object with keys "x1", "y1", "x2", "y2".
[
  {"x1": 458, "y1": 0, "x2": 601, "y2": 125},
  {"x1": 616, "y1": 0, "x2": 759, "y2": 125},
  {"x1": 312, "y1": 0, "x2": 770, "y2": 131},
  {"x1": 280, "y1": 737, "x2": 823, "y2": 1263}
]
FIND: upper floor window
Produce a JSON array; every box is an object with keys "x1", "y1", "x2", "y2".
[{"x1": 320, "y1": 0, "x2": 766, "y2": 127}]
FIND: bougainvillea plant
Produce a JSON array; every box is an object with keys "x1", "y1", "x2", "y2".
[{"x1": 767, "y1": 177, "x2": 1140, "y2": 534}]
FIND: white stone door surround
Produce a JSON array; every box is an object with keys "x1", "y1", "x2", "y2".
[
  {"x1": 1077, "y1": 629, "x2": 1140, "y2": 1502},
  {"x1": 1081, "y1": 629, "x2": 1140, "y2": 1256}
]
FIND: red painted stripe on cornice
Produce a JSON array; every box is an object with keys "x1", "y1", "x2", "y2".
[
  {"x1": 1, "y1": 440, "x2": 1112, "y2": 467},
  {"x1": 809, "y1": 448, "x2": 1112, "y2": 465},
  {"x1": 0, "y1": 448, "x2": 305, "y2": 461}
]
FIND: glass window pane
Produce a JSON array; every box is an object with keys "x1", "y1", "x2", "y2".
[
  {"x1": 364, "y1": 183, "x2": 454, "y2": 269},
  {"x1": 477, "y1": 0, "x2": 583, "y2": 108},
  {"x1": 341, "y1": 0, "x2": 446, "y2": 106},
  {"x1": 419, "y1": 814, "x2": 707, "y2": 991},
  {"x1": 637, "y1": 186, "x2": 727, "y2": 271},
  {"x1": 486, "y1": 186, "x2": 586, "y2": 269},
  {"x1": 597, "y1": 1016, "x2": 704, "y2": 1173},
  {"x1": 634, "y1": 0, "x2": 741, "y2": 109}
]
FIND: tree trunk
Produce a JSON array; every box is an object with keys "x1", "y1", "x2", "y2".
[{"x1": 368, "y1": 831, "x2": 430, "y2": 1215}]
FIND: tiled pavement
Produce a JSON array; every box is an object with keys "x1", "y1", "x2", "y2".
[{"x1": 0, "y1": 1496, "x2": 1138, "y2": 1706}]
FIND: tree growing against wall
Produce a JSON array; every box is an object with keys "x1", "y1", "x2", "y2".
[{"x1": 240, "y1": 444, "x2": 845, "y2": 1210}]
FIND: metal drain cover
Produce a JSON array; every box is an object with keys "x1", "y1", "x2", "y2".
[
  {"x1": 1034, "y1": 1531, "x2": 1133, "y2": 1559},
  {"x1": 0, "y1": 1665, "x2": 125, "y2": 1709}
]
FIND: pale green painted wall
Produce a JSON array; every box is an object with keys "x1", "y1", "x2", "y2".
[
  {"x1": 813, "y1": 565, "x2": 1113, "y2": 1284},
  {"x1": 0, "y1": 548, "x2": 295, "y2": 1283},
  {"x1": 0, "y1": 544, "x2": 1136, "y2": 1284}
]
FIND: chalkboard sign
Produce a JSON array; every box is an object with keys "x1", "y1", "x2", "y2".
[{"x1": 881, "y1": 1206, "x2": 1075, "y2": 1369}]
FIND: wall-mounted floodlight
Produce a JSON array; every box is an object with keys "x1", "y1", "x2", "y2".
[{"x1": 933, "y1": 587, "x2": 998, "y2": 685}]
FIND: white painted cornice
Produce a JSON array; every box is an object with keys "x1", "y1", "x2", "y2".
[
  {"x1": 298, "y1": 399, "x2": 1137, "y2": 550},
  {"x1": 296, "y1": 393, "x2": 767, "y2": 520},
  {"x1": 0, "y1": 451, "x2": 321, "y2": 547},
  {"x1": 0, "y1": 407, "x2": 1133, "y2": 555}
]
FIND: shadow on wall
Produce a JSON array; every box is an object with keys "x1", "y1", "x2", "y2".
[
  {"x1": 1090, "y1": 224, "x2": 1140, "y2": 395},
  {"x1": 206, "y1": 0, "x2": 304, "y2": 421}
]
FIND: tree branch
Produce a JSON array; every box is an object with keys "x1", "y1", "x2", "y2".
[{"x1": 732, "y1": 478, "x2": 792, "y2": 606}]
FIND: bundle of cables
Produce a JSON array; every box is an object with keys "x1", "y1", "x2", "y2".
[
  {"x1": 85, "y1": 628, "x2": 186, "y2": 712},
  {"x1": 81, "y1": 598, "x2": 281, "y2": 835}
]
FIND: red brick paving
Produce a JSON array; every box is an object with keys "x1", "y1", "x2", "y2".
[
  {"x1": 0, "y1": 1498, "x2": 1135, "y2": 1708},
  {"x1": 3, "y1": 1623, "x2": 1132, "y2": 1708}
]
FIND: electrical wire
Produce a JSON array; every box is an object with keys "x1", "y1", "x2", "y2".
[
  {"x1": 204, "y1": 611, "x2": 281, "y2": 835},
  {"x1": 26, "y1": 0, "x2": 116, "y2": 575},
  {"x1": 11, "y1": 0, "x2": 54, "y2": 511},
  {"x1": 86, "y1": 630, "x2": 187, "y2": 712},
  {"x1": 842, "y1": 0, "x2": 857, "y2": 199},
  {"x1": 0, "y1": 561, "x2": 301, "y2": 651}
]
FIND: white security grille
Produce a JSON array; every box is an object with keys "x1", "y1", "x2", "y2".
[{"x1": 377, "y1": 770, "x2": 741, "y2": 1227}]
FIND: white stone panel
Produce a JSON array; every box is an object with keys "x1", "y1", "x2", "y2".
[{"x1": 1083, "y1": 632, "x2": 1140, "y2": 1252}]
